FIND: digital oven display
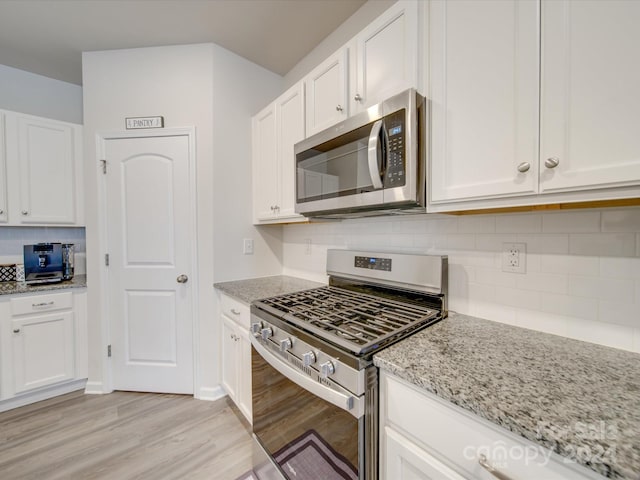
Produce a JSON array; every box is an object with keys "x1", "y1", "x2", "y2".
[{"x1": 354, "y1": 256, "x2": 392, "y2": 271}]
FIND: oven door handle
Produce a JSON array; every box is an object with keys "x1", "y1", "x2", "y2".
[{"x1": 251, "y1": 335, "x2": 364, "y2": 419}]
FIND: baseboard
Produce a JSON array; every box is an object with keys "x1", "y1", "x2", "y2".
[
  {"x1": 84, "y1": 381, "x2": 109, "y2": 395},
  {"x1": 197, "y1": 385, "x2": 226, "y2": 401},
  {"x1": 0, "y1": 379, "x2": 87, "y2": 413}
]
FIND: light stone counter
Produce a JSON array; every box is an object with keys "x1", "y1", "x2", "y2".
[
  {"x1": 214, "y1": 275, "x2": 324, "y2": 304},
  {"x1": 0, "y1": 274, "x2": 87, "y2": 296},
  {"x1": 374, "y1": 312, "x2": 640, "y2": 479}
]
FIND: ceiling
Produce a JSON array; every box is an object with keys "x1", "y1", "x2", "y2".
[{"x1": 0, "y1": 0, "x2": 367, "y2": 86}]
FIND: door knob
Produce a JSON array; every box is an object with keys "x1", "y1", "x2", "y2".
[
  {"x1": 176, "y1": 274, "x2": 189, "y2": 283},
  {"x1": 545, "y1": 157, "x2": 560, "y2": 169}
]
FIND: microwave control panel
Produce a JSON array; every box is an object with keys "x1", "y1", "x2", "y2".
[{"x1": 384, "y1": 109, "x2": 406, "y2": 188}]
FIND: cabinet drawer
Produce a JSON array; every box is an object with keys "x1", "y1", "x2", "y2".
[
  {"x1": 10, "y1": 292, "x2": 73, "y2": 316},
  {"x1": 220, "y1": 294, "x2": 250, "y2": 329},
  {"x1": 383, "y1": 374, "x2": 596, "y2": 480}
]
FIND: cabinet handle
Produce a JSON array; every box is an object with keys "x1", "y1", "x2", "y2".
[
  {"x1": 545, "y1": 157, "x2": 560, "y2": 169},
  {"x1": 336, "y1": 105, "x2": 343, "y2": 112},
  {"x1": 478, "y1": 454, "x2": 514, "y2": 480},
  {"x1": 230, "y1": 308, "x2": 241, "y2": 315},
  {"x1": 32, "y1": 301, "x2": 54, "y2": 308},
  {"x1": 21, "y1": 210, "x2": 29, "y2": 216},
  {"x1": 354, "y1": 93, "x2": 362, "y2": 102},
  {"x1": 516, "y1": 162, "x2": 530, "y2": 173},
  {"x1": 13, "y1": 328, "x2": 20, "y2": 333},
  {"x1": 0, "y1": 209, "x2": 3, "y2": 215}
]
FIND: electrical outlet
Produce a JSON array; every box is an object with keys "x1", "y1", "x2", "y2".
[
  {"x1": 243, "y1": 238, "x2": 254, "y2": 255},
  {"x1": 305, "y1": 239, "x2": 312, "y2": 255},
  {"x1": 502, "y1": 242, "x2": 526, "y2": 273}
]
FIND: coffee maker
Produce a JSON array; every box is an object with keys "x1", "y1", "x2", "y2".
[{"x1": 24, "y1": 243, "x2": 63, "y2": 284}]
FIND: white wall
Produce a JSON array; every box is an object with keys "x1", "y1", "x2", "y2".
[
  {"x1": 0, "y1": 64, "x2": 82, "y2": 124},
  {"x1": 82, "y1": 43, "x2": 282, "y2": 398},
  {"x1": 282, "y1": 207, "x2": 640, "y2": 353}
]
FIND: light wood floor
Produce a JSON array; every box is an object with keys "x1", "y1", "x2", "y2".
[{"x1": 0, "y1": 391, "x2": 254, "y2": 480}]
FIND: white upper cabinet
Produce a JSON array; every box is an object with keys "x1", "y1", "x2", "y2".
[
  {"x1": 351, "y1": 0, "x2": 419, "y2": 114},
  {"x1": 252, "y1": 83, "x2": 307, "y2": 224},
  {"x1": 3, "y1": 110, "x2": 83, "y2": 225},
  {"x1": 429, "y1": 0, "x2": 539, "y2": 204},
  {"x1": 305, "y1": 49, "x2": 349, "y2": 137},
  {"x1": 0, "y1": 113, "x2": 7, "y2": 223},
  {"x1": 540, "y1": 0, "x2": 640, "y2": 193}
]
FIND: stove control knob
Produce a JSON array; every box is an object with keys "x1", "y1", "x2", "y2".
[
  {"x1": 320, "y1": 361, "x2": 335, "y2": 378},
  {"x1": 302, "y1": 351, "x2": 316, "y2": 367},
  {"x1": 261, "y1": 327, "x2": 273, "y2": 340},
  {"x1": 251, "y1": 322, "x2": 262, "y2": 336},
  {"x1": 279, "y1": 338, "x2": 292, "y2": 352}
]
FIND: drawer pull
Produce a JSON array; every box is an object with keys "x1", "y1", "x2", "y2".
[
  {"x1": 32, "y1": 301, "x2": 55, "y2": 308},
  {"x1": 13, "y1": 328, "x2": 20, "y2": 333},
  {"x1": 230, "y1": 308, "x2": 241, "y2": 315},
  {"x1": 478, "y1": 454, "x2": 513, "y2": 480}
]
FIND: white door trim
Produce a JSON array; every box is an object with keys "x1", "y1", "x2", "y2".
[{"x1": 96, "y1": 127, "x2": 199, "y2": 395}]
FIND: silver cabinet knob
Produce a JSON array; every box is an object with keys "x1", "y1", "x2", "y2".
[
  {"x1": 336, "y1": 105, "x2": 343, "y2": 112},
  {"x1": 0, "y1": 209, "x2": 4, "y2": 215},
  {"x1": 21, "y1": 210, "x2": 28, "y2": 215},
  {"x1": 279, "y1": 338, "x2": 292, "y2": 353},
  {"x1": 319, "y1": 360, "x2": 335, "y2": 378},
  {"x1": 230, "y1": 308, "x2": 241, "y2": 316},
  {"x1": 517, "y1": 162, "x2": 530, "y2": 173},
  {"x1": 545, "y1": 157, "x2": 560, "y2": 169},
  {"x1": 302, "y1": 351, "x2": 316, "y2": 367},
  {"x1": 176, "y1": 274, "x2": 188, "y2": 283},
  {"x1": 354, "y1": 93, "x2": 362, "y2": 102},
  {"x1": 478, "y1": 454, "x2": 514, "y2": 480},
  {"x1": 13, "y1": 328, "x2": 20, "y2": 333},
  {"x1": 261, "y1": 327, "x2": 273, "y2": 341}
]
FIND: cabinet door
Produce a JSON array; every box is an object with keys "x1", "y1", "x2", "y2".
[
  {"x1": 0, "y1": 113, "x2": 7, "y2": 223},
  {"x1": 12, "y1": 311, "x2": 75, "y2": 394},
  {"x1": 429, "y1": 0, "x2": 539, "y2": 204},
  {"x1": 252, "y1": 103, "x2": 279, "y2": 221},
  {"x1": 305, "y1": 49, "x2": 349, "y2": 136},
  {"x1": 221, "y1": 315, "x2": 238, "y2": 401},
  {"x1": 384, "y1": 427, "x2": 465, "y2": 480},
  {"x1": 237, "y1": 328, "x2": 252, "y2": 424},
  {"x1": 15, "y1": 115, "x2": 79, "y2": 224},
  {"x1": 352, "y1": 0, "x2": 419, "y2": 113},
  {"x1": 540, "y1": 0, "x2": 640, "y2": 193},
  {"x1": 276, "y1": 83, "x2": 305, "y2": 219}
]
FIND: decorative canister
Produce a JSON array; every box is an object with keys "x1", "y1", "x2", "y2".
[{"x1": 0, "y1": 264, "x2": 17, "y2": 282}]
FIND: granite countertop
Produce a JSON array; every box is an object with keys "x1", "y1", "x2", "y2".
[
  {"x1": 214, "y1": 275, "x2": 324, "y2": 304},
  {"x1": 374, "y1": 312, "x2": 640, "y2": 479},
  {"x1": 0, "y1": 274, "x2": 87, "y2": 296}
]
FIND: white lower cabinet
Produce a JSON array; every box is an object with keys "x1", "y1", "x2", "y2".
[
  {"x1": 219, "y1": 292, "x2": 252, "y2": 424},
  {"x1": 0, "y1": 290, "x2": 87, "y2": 411},
  {"x1": 380, "y1": 372, "x2": 603, "y2": 480}
]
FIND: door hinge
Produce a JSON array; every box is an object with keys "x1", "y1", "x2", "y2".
[
  {"x1": 105, "y1": 253, "x2": 109, "y2": 266},
  {"x1": 107, "y1": 345, "x2": 112, "y2": 357},
  {"x1": 100, "y1": 159, "x2": 107, "y2": 174}
]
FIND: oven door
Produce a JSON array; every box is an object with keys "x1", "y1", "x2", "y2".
[{"x1": 250, "y1": 337, "x2": 365, "y2": 480}]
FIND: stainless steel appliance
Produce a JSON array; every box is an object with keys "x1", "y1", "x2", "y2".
[
  {"x1": 250, "y1": 249, "x2": 448, "y2": 480},
  {"x1": 294, "y1": 89, "x2": 426, "y2": 218},
  {"x1": 23, "y1": 243, "x2": 64, "y2": 284},
  {"x1": 61, "y1": 243, "x2": 75, "y2": 280}
]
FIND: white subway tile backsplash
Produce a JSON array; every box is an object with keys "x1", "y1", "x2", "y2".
[
  {"x1": 601, "y1": 208, "x2": 640, "y2": 232},
  {"x1": 568, "y1": 276, "x2": 635, "y2": 303},
  {"x1": 496, "y1": 214, "x2": 542, "y2": 233},
  {"x1": 425, "y1": 217, "x2": 458, "y2": 234},
  {"x1": 445, "y1": 234, "x2": 475, "y2": 250},
  {"x1": 495, "y1": 286, "x2": 541, "y2": 311},
  {"x1": 471, "y1": 303, "x2": 518, "y2": 326},
  {"x1": 457, "y1": 215, "x2": 495, "y2": 234},
  {"x1": 475, "y1": 234, "x2": 518, "y2": 252},
  {"x1": 599, "y1": 257, "x2": 640, "y2": 280},
  {"x1": 516, "y1": 310, "x2": 568, "y2": 338},
  {"x1": 475, "y1": 268, "x2": 519, "y2": 288},
  {"x1": 540, "y1": 292, "x2": 598, "y2": 321},
  {"x1": 391, "y1": 217, "x2": 430, "y2": 234},
  {"x1": 566, "y1": 317, "x2": 635, "y2": 352},
  {"x1": 540, "y1": 255, "x2": 599, "y2": 276},
  {"x1": 517, "y1": 234, "x2": 569, "y2": 254},
  {"x1": 597, "y1": 301, "x2": 640, "y2": 329},
  {"x1": 468, "y1": 282, "x2": 496, "y2": 303},
  {"x1": 542, "y1": 211, "x2": 601, "y2": 233},
  {"x1": 569, "y1": 233, "x2": 636, "y2": 257},
  {"x1": 633, "y1": 328, "x2": 640, "y2": 353},
  {"x1": 516, "y1": 272, "x2": 568, "y2": 294},
  {"x1": 636, "y1": 280, "x2": 640, "y2": 303}
]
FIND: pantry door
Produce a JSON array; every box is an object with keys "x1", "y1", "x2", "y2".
[{"x1": 102, "y1": 130, "x2": 195, "y2": 394}]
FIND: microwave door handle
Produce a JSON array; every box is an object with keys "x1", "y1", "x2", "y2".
[{"x1": 367, "y1": 120, "x2": 384, "y2": 190}]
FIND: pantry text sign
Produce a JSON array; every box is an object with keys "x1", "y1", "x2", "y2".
[{"x1": 125, "y1": 116, "x2": 164, "y2": 129}]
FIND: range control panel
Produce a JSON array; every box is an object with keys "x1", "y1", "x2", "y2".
[{"x1": 354, "y1": 256, "x2": 392, "y2": 271}]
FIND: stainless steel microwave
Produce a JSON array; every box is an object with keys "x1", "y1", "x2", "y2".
[{"x1": 294, "y1": 89, "x2": 426, "y2": 218}]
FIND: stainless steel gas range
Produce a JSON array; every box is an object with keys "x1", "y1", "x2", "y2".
[{"x1": 249, "y1": 249, "x2": 448, "y2": 480}]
